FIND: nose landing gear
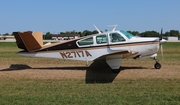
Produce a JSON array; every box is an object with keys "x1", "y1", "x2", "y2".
[
  {"x1": 154, "y1": 57, "x2": 161, "y2": 69},
  {"x1": 154, "y1": 62, "x2": 161, "y2": 69}
]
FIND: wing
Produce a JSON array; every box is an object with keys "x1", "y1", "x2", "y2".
[
  {"x1": 94, "y1": 50, "x2": 138, "y2": 61},
  {"x1": 94, "y1": 50, "x2": 138, "y2": 70}
]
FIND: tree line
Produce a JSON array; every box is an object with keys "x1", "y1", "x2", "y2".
[
  {"x1": 127, "y1": 30, "x2": 180, "y2": 37},
  {"x1": 44, "y1": 30, "x2": 100, "y2": 39},
  {"x1": 1, "y1": 29, "x2": 179, "y2": 40},
  {"x1": 44, "y1": 29, "x2": 180, "y2": 39}
]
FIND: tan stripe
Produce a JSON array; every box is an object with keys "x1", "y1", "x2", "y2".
[{"x1": 29, "y1": 41, "x2": 158, "y2": 54}]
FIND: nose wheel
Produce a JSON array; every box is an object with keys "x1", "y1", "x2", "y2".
[
  {"x1": 154, "y1": 57, "x2": 161, "y2": 69},
  {"x1": 112, "y1": 69, "x2": 120, "y2": 73},
  {"x1": 154, "y1": 62, "x2": 161, "y2": 69}
]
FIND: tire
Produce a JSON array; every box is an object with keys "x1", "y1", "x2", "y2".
[
  {"x1": 112, "y1": 69, "x2": 120, "y2": 73},
  {"x1": 154, "y1": 63, "x2": 161, "y2": 69}
]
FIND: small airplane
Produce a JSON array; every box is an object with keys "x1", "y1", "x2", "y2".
[{"x1": 13, "y1": 25, "x2": 167, "y2": 73}]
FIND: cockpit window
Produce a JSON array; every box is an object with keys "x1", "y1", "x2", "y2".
[
  {"x1": 109, "y1": 33, "x2": 125, "y2": 43},
  {"x1": 78, "y1": 37, "x2": 94, "y2": 46},
  {"x1": 120, "y1": 30, "x2": 135, "y2": 39},
  {"x1": 96, "y1": 34, "x2": 107, "y2": 44}
]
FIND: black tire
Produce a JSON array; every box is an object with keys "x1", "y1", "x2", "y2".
[
  {"x1": 112, "y1": 69, "x2": 120, "y2": 73},
  {"x1": 154, "y1": 62, "x2": 161, "y2": 69}
]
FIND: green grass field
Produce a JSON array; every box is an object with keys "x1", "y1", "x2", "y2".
[{"x1": 0, "y1": 42, "x2": 180, "y2": 105}]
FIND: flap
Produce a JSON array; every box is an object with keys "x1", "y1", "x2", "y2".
[{"x1": 94, "y1": 50, "x2": 138, "y2": 61}]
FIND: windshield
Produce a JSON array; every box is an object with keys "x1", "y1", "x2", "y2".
[{"x1": 120, "y1": 30, "x2": 135, "y2": 39}]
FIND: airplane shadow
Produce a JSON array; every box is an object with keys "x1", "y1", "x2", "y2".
[
  {"x1": 1, "y1": 61, "x2": 148, "y2": 84},
  {"x1": 0, "y1": 64, "x2": 88, "y2": 71},
  {"x1": 85, "y1": 60, "x2": 118, "y2": 83}
]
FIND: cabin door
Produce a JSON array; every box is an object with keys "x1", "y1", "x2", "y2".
[{"x1": 107, "y1": 32, "x2": 129, "y2": 51}]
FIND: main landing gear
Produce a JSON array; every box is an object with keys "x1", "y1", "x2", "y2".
[
  {"x1": 154, "y1": 57, "x2": 161, "y2": 69},
  {"x1": 112, "y1": 69, "x2": 121, "y2": 73}
]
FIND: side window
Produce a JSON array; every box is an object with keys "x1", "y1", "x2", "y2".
[
  {"x1": 96, "y1": 34, "x2": 107, "y2": 44},
  {"x1": 78, "y1": 37, "x2": 94, "y2": 46},
  {"x1": 109, "y1": 33, "x2": 125, "y2": 43}
]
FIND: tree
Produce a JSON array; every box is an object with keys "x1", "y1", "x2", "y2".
[
  {"x1": 92, "y1": 30, "x2": 99, "y2": 34},
  {"x1": 81, "y1": 30, "x2": 91, "y2": 37},
  {"x1": 127, "y1": 31, "x2": 140, "y2": 36},
  {"x1": 164, "y1": 32, "x2": 170, "y2": 37},
  {"x1": 140, "y1": 31, "x2": 159, "y2": 37},
  {"x1": 4, "y1": 33, "x2": 10, "y2": 36},
  {"x1": 70, "y1": 30, "x2": 77, "y2": 34},
  {"x1": 169, "y1": 30, "x2": 179, "y2": 37},
  {"x1": 65, "y1": 31, "x2": 70, "y2": 34},
  {"x1": 77, "y1": 31, "x2": 82, "y2": 36},
  {"x1": 44, "y1": 32, "x2": 52, "y2": 39},
  {"x1": 60, "y1": 32, "x2": 65, "y2": 34}
]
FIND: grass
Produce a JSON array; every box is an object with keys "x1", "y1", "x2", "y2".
[
  {"x1": 0, "y1": 79, "x2": 180, "y2": 105},
  {"x1": 0, "y1": 42, "x2": 180, "y2": 105},
  {"x1": 163, "y1": 42, "x2": 180, "y2": 60}
]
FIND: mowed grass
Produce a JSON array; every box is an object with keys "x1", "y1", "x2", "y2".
[
  {"x1": 0, "y1": 79, "x2": 180, "y2": 105},
  {"x1": 0, "y1": 42, "x2": 180, "y2": 105}
]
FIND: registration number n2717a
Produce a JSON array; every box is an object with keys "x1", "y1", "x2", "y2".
[{"x1": 59, "y1": 50, "x2": 92, "y2": 58}]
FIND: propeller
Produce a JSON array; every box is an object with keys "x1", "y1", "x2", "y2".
[
  {"x1": 159, "y1": 28, "x2": 164, "y2": 60},
  {"x1": 159, "y1": 28, "x2": 162, "y2": 40}
]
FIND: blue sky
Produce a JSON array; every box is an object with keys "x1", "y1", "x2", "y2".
[{"x1": 0, "y1": 0, "x2": 180, "y2": 34}]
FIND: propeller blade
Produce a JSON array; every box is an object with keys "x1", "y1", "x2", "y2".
[
  {"x1": 161, "y1": 28, "x2": 163, "y2": 35},
  {"x1": 159, "y1": 28, "x2": 163, "y2": 40},
  {"x1": 160, "y1": 44, "x2": 164, "y2": 60}
]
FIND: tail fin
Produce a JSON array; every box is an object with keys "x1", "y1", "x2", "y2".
[{"x1": 13, "y1": 31, "x2": 43, "y2": 52}]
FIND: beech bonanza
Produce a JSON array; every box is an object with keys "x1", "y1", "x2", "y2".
[{"x1": 13, "y1": 25, "x2": 166, "y2": 73}]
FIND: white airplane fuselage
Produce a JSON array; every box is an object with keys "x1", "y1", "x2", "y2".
[{"x1": 17, "y1": 31, "x2": 163, "y2": 61}]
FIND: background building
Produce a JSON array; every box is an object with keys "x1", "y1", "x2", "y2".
[{"x1": 51, "y1": 34, "x2": 80, "y2": 40}]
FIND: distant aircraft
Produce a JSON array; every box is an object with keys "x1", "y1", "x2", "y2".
[{"x1": 13, "y1": 25, "x2": 166, "y2": 73}]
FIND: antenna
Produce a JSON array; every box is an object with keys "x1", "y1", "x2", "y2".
[
  {"x1": 93, "y1": 25, "x2": 101, "y2": 34},
  {"x1": 107, "y1": 25, "x2": 118, "y2": 31}
]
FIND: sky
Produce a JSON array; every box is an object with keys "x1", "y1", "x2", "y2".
[{"x1": 0, "y1": 0, "x2": 180, "y2": 34}]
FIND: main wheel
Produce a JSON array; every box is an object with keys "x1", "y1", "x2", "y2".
[
  {"x1": 112, "y1": 69, "x2": 120, "y2": 73},
  {"x1": 154, "y1": 62, "x2": 161, "y2": 69}
]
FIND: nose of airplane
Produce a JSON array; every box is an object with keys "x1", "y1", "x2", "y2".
[{"x1": 160, "y1": 39, "x2": 167, "y2": 44}]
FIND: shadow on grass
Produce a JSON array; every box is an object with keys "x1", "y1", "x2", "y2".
[
  {"x1": 85, "y1": 60, "x2": 118, "y2": 83},
  {"x1": 0, "y1": 64, "x2": 88, "y2": 72},
  {"x1": 1, "y1": 61, "x2": 148, "y2": 83}
]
